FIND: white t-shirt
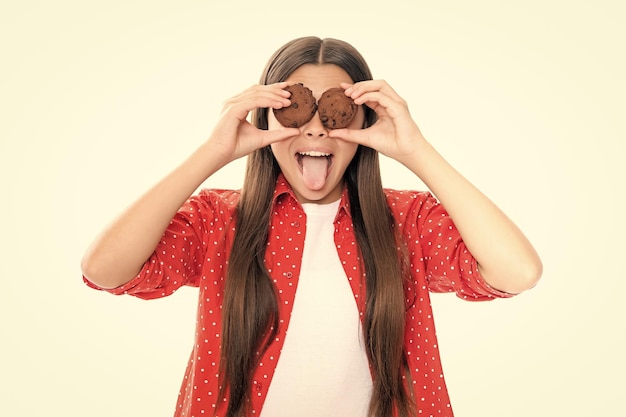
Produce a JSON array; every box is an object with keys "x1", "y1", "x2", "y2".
[{"x1": 260, "y1": 200, "x2": 373, "y2": 417}]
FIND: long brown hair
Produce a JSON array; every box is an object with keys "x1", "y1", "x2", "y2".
[{"x1": 219, "y1": 36, "x2": 415, "y2": 417}]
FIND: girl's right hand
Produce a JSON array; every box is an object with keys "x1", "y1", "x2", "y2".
[
  {"x1": 207, "y1": 82, "x2": 300, "y2": 164},
  {"x1": 81, "y1": 83, "x2": 299, "y2": 289}
]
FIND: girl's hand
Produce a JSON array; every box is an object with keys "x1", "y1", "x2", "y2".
[
  {"x1": 332, "y1": 82, "x2": 542, "y2": 294},
  {"x1": 207, "y1": 82, "x2": 300, "y2": 164},
  {"x1": 81, "y1": 83, "x2": 299, "y2": 289},
  {"x1": 329, "y1": 80, "x2": 425, "y2": 167}
]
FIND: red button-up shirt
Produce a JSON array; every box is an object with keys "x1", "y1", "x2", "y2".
[{"x1": 85, "y1": 174, "x2": 513, "y2": 416}]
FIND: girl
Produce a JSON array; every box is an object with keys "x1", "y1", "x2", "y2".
[{"x1": 82, "y1": 36, "x2": 542, "y2": 417}]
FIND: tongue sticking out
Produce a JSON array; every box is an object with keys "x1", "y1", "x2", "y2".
[{"x1": 301, "y1": 156, "x2": 329, "y2": 190}]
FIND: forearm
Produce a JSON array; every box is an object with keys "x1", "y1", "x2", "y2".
[
  {"x1": 81, "y1": 141, "x2": 227, "y2": 289},
  {"x1": 403, "y1": 139, "x2": 542, "y2": 294}
]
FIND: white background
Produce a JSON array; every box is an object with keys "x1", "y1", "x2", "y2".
[{"x1": 1, "y1": 1, "x2": 624, "y2": 415}]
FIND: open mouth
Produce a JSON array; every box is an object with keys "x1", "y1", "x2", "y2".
[{"x1": 295, "y1": 151, "x2": 333, "y2": 190}]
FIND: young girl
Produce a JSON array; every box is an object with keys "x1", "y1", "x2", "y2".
[{"x1": 82, "y1": 36, "x2": 542, "y2": 417}]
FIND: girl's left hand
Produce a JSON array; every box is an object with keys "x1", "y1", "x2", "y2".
[{"x1": 329, "y1": 80, "x2": 425, "y2": 166}]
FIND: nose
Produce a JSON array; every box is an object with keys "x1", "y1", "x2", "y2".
[{"x1": 303, "y1": 112, "x2": 328, "y2": 139}]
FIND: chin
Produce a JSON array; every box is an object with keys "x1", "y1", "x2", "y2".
[{"x1": 291, "y1": 180, "x2": 343, "y2": 204}]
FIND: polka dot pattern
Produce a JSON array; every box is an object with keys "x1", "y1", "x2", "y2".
[{"x1": 84, "y1": 175, "x2": 514, "y2": 416}]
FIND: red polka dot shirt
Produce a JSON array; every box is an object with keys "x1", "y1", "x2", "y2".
[{"x1": 84, "y1": 174, "x2": 513, "y2": 416}]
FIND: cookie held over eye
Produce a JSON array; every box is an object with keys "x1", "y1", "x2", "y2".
[
  {"x1": 273, "y1": 83, "x2": 317, "y2": 128},
  {"x1": 317, "y1": 87, "x2": 357, "y2": 129}
]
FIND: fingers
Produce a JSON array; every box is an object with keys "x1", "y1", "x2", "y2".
[
  {"x1": 341, "y1": 80, "x2": 407, "y2": 116},
  {"x1": 342, "y1": 80, "x2": 404, "y2": 102},
  {"x1": 259, "y1": 127, "x2": 300, "y2": 146},
  {"x1": 328, "y1": 126, "x2": 373, "y2": 147},
  {"x1": 209, "y1": 83, "x2": 300, "y2": 161},
  {"x1": 222, "y1": 82, "x2": 293, "y2": 120},
  {"x1": 330, "y1": 80, "x2": 419, "y2": 158}
]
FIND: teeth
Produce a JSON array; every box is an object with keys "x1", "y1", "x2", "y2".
[{"x1": 298, "y1": 151, "x2": 330, "y2": 157}]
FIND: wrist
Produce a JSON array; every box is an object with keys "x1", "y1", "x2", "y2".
[{"x1": 398, "y1": 135, "x2": 435, "y2": 175}]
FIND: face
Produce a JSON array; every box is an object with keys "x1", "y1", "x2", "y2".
[{"x1": 269, "y1": 64, "x2": 364, "y2": 204}]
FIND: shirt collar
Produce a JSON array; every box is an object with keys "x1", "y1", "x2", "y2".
[{"x1": 273, "y1": 173, "x2": 352, "y2": 221}]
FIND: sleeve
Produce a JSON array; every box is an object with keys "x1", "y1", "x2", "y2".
[
  {"x1": 402, "y1": 191, "x2": 514, "y2": 301},
  {"x1": 83, "y1": 189, "x2": 234, "y2": 300}
]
